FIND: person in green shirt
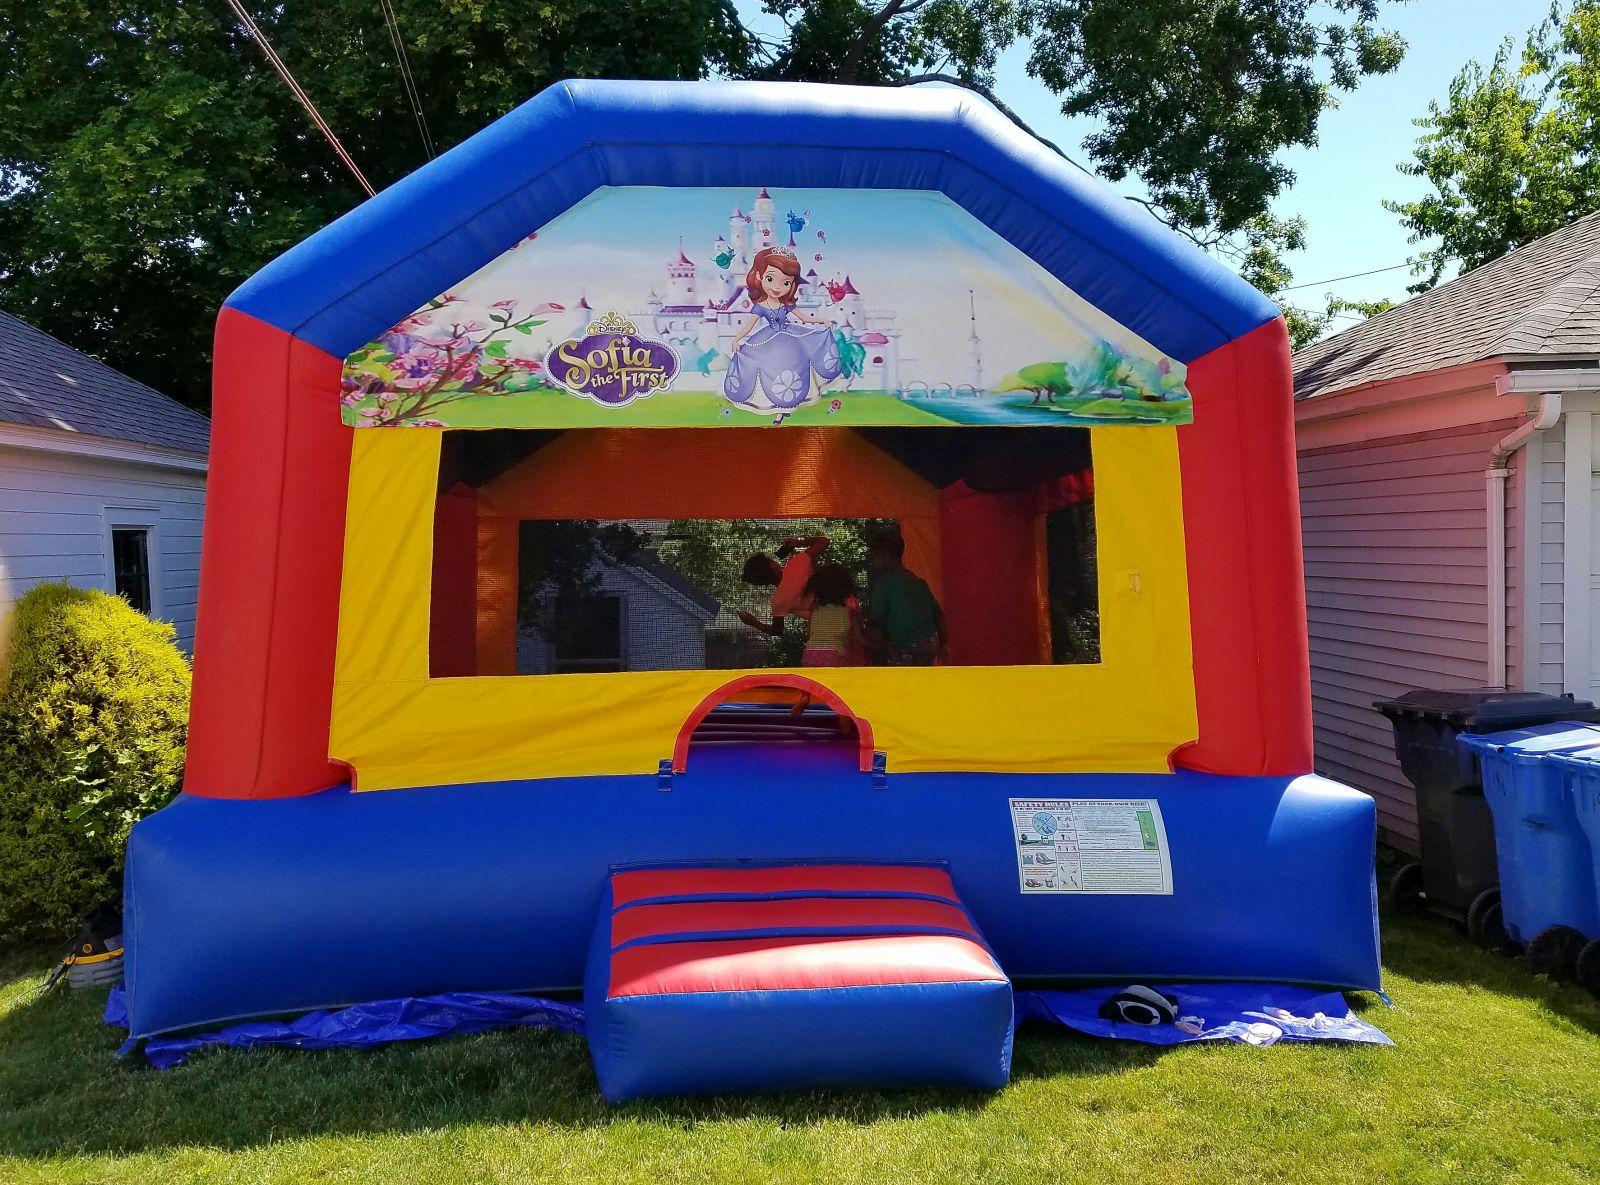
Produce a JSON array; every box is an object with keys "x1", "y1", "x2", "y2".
[{"x1": 864, "y1": 529, "x2": 948, "y2": 666}]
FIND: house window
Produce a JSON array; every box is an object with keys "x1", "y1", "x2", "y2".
[
  {"x1": 544, "y1": 593, "x2": 624, "y2": 674},
  {"x1": 111, "y1": 527, "x2": 153, "y2": 614}
]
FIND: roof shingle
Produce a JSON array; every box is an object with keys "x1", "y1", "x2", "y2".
[
  {"x1": 0, "y1": 310, "x2": 210, "y2": 456},
  {"x1": 1293, "y1": 210, "x2": 1600, "y2": 400}
]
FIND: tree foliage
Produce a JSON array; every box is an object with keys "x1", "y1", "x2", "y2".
[
  {"x1": 0, "y1": 2, "x2": 1407, "y2": 405},
  {"x1": 516, "y1": 519, "x2": 652, "y2": 630},
  {"x1": 1024, "y1": 1, "x2": 1404, "y2": 243},
  {"x1": 0, "y1": 2, "x2": 747, "y2": 405},
  {"x1": 1388, "y1": 1, "x2": 1600, "y2": 291}
]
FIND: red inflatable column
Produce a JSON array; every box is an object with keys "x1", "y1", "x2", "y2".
[
  {"x1": 184, "y1": 309, "x2": 353, "y2": 798},
  {"x1": 938, "y1": 483, "x2": 1045, "y2": 665},
  {"x1": 1176, "y1": 317, "x2": 1313, "y2": 777},
  {"x1": 429, "y1": 483, "x2": 479, "y2": 677}
]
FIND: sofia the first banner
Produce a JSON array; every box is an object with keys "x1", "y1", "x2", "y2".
[{"x1": 339, "y1": 187, "x2": 1193, "y2": 429}]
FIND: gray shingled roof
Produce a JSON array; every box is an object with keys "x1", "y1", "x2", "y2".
[
  {"x1": 1294, "y1": 210, "x2": 1600, "y2": 401},
  {"x1": 0, "y1": 309, "x2": 210, "y2": 456},
  {"x1": 628, "y1": 550, "x2": 722, "y2": 619}
]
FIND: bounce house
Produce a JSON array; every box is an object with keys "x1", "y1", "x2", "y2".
[{"x1": 124, "y1": 79, "x2": 1380, "y2": 1098}]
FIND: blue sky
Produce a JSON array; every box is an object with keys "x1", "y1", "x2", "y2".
[{"x1": 735, "y1": 1, "x2": 1555, "y2": 326}]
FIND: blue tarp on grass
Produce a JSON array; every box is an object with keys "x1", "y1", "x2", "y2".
[
  {"x1": 107, "y1": 979, "x2": 1386, "y2": 1070},
  {"x1": 1015, "y1": 984, "x2": 1392, "y2": 1047},
  {"x1": 105, "y1": 985, "x2": 584, "y2": 1070}
]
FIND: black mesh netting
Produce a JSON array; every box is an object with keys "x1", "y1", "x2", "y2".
[
  {"x1": 514, "y1": 518, "x2": 896, "y2": 675},
  {"x1": 430, "y1": 428, "x2": 1098, "y2": 676}
]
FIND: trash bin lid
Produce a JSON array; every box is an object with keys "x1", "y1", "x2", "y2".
[
  {"x1": 1456, "y1": 722, "x2": 1600, "y2": 763},
  {"x1": 1549, "y1": 743, "x2": 1600, "y2": 769},
  {"x1": 1374, "y1": 689, "x2": 1600, "y2": 731}
]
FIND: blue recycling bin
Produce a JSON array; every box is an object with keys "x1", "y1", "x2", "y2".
[
  {"x1": 1458, "y1": 724, "x2": 1600, "y2": 949},
  {"x1": 1556, "y1": 745, "x2": 1600, "y2": 921}
]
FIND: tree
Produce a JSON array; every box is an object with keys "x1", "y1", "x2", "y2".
[
  {"x1": 1, "y1": 3, "x2": 1406, "y2": 406},
  {"x1": 997, "y1": 361, "x2": 1074, "y2": 404},
  {"x1": 0, "y1": 2, "x2": 748, "y2": 406},
  {"x1": 1388, "y1": 1, "x2": 1600, "y2": 291}
]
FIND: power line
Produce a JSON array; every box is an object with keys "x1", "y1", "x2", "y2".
[
  {"x1": 222, "y1": 0, "x2": 377, "y2": 197},
  {"x1": 1278, "y1": 261, "x2": 1411, "y2": 292},
  {"x1": 378, "y1": 0, "x2": 436, "y2": 160}
]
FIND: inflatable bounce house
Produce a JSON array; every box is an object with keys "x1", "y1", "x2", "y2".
[{"x1": 124, "y1": 80, "x2": 1380, "y2": 1099}]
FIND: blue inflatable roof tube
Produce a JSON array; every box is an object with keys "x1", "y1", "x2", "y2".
[{"x1": 224, "y1": 79, "x2": 1278, "y2": 364}]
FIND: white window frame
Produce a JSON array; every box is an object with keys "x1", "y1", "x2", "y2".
[{"x1": 102, "y1": 506, "x2": 163, "y2": 618}]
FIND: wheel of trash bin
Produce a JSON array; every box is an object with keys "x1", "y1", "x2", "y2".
[
  {"x1": 1474, "y1": 898, "x2": 1518, "y2": 955},
  {"x1": 1387, "y1": 862, "x2": 1425, "y2": 915},
  {"x1": 1526, "y1": 925, "x2": 1587, "y2": 979},
  {"x1": 1576, "y1": 940, "x2": 1600, "y2": 997},
  {"x1": 1467, "y1": 887, "x2": 1501, "y2": 945}
]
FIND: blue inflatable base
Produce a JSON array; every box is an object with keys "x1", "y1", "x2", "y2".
[{"x1": 123, "y1": 744, "x2": 1381, "y2": 1039}]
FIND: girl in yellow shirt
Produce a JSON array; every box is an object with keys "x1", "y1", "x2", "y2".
[{"x1": 801, "y1": 563, "x2": 865, "y2": 668}]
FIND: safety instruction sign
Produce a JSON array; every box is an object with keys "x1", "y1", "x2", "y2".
[{"x1": 1009, "y1": 799, "x2": 1173, "y2": 895}]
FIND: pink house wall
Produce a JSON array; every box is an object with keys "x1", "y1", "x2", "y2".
[{"x1": 1295, "y1": 362, "x2": 1520, "y2": 851}]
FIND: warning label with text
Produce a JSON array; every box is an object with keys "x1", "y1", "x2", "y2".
[{"x1": 1009, "y1": 798, "x2": 1173, "y2": 895}]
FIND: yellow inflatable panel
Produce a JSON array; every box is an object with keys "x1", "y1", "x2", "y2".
[{"x1": 330, "y1": 427, "x2": 1195, "y2": 789}]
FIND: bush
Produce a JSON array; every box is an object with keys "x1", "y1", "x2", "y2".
[{"x1": 0, "y1": 583, "x2": 189, "y2": 943}]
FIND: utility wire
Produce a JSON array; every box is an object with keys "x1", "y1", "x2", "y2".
[
  {"x1": 1278, "y1": 261, "x2": 1411, "y2": 291},
  {"x1": 378, "y1": 0, "x2": 436, "y2": 160},
  {"x1": 222, "y1": 0, "x2": 377, "y2": 197}
]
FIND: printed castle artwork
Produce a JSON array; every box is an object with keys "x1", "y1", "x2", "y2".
[
  {"x1": 638, "y1": 187, "x2": 922, "y2": 400},
  {"x1": 339, "y1": 186, "x2": 1194, "y2": 429}
]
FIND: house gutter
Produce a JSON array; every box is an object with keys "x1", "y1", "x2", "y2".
[
  {"x1": 1486, "y1": 388, "x2": 1563, "y2": 688},
  {"x1": 0, "y1": 422, "x2": 208, "y2": 474}
]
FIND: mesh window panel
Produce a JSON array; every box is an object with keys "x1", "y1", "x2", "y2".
[
  {"x1": 428, "y1": 428, "x2": 1098, "y2": 676},
  {"x1": 1044, "y1": 502, "x2": 1100, "y2": 665},
  {"x1": 514, "y1": 518, "x2": 892, "y2": 675}
]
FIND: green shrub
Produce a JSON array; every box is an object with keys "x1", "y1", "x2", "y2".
[{"x1": 0, "y1": 583, "x2": 189, "y2": 943}]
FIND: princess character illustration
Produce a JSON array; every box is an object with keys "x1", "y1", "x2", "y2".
[{"x1": 724, "y1": 245, "x2": 842, "y2": 418}]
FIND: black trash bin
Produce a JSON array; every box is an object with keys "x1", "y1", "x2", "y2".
[{"x1": 1374, "y1": 689, "x2": 1600, "y2": 941}]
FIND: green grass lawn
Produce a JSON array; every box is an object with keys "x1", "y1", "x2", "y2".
[{"x1": 3, "y1": 909, "x2": 1600, "y2": 1184}]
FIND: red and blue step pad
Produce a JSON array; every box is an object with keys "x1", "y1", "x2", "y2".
[{"x1": 584, "y1": 862, "x2": 1015, "y2": 1102}]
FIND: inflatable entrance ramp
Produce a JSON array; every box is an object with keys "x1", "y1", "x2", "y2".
[{"x1": 584, "y1": 862, "x2": 1014, "y2": 1102}]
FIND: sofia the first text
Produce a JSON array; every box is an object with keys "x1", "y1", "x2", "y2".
[
  {"x1": 545, "y1": 313, "x2": 680, "y2": 406},
  {"x1": 553, "y1": 335, "x2": 672, "y2": 397}
]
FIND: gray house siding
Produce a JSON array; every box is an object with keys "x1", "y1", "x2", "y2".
[
  {"x1": 517, "y1": 561, "x2": 714, "y2": 675},
  {"x1": 0, "y1": 443, "x2": 205, "y2": 649},
  {"x1": 1299, "y1": 418, "x2": 1521, "y2": 851}
]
